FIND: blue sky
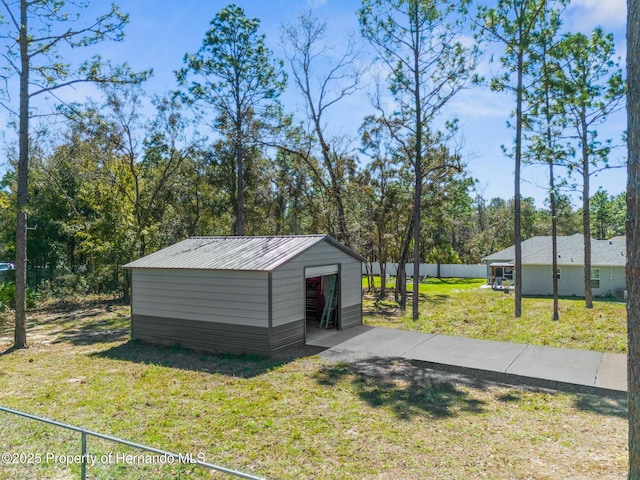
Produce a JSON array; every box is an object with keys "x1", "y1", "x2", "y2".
[{"x1": 37, "y1": 0, "x2": 630, "y2": 207}]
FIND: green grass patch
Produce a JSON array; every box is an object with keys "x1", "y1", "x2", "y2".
[
  {"x1": 0, "y1": 298, "x2": 629, "y2": 479},
  {"x1": 363, "y1": 277, "x2": 627, "y2": 353},
  {"x1": 363, "y1": 275, "x2": 485, "y2": 294}
]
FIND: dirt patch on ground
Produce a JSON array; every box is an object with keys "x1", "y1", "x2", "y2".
[{"x1": 0, "y1": 298, "x2": 130, "y2": 348}]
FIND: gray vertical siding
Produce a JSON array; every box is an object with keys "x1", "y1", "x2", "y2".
[
  {"x1": 270, "y1": 264, "x2": 305, "y2": 328},
  {"x1": 340, "y1": 260, "x2": 363, "y2": 308},
  {"x1": 341, "y1": 303, "x2": 362, "y2": 329},
  {"x1": 271, "y1": 320, "x2": 305, "y2": 352},
  {"x1": 131, "y1": 269, "x2": 269, "y2": 327},
  {"x1": 131, "y1": 314, "x2": 272, "y2": 356},
  {"x1": 271, "y1": 239, "x2": 362, "y2": 329}
]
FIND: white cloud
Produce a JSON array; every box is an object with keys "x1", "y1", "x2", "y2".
[
  {"x1": 565, "y1": 0, "x2": 626, "y2": 33},
  {"x1": 445, "y1": 83, "x2": 513, "y2": 120}
]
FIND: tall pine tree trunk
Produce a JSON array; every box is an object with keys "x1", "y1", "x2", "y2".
[
  {"x1": 550, "y1": 168, "x2": 559, "y2": 321},
  {"x1": 626, "y1": 0, "x2": 640, "y2": 475},
  {"x1": 582, "y1": 116, "x2": 593, "y2": 308},
  {"x1": 14, "y1": 0, "x2": 29, "y2": 349},
  {"x1": 543, "y1": 54, "x2": 559, "y2": 321},
  {"x1": 514, "y1": 48, "x2": 524, "y2": 318},
  {"x1": 379, "y1": 252, "x2": 387, "y2": 298},
  {"x1": 411, "y1": 0, "x2": 422, "y2": 321},
  {"x1": 235, "y1": 117, "x2": 244, "y2": 236},
  {"x1": 396, "y1": 215, "x2": 414, "y2": 310}
]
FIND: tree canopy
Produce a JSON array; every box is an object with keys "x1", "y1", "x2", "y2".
[{"x1": 0, "y1": 1, "x2": 626, "y2": 345}]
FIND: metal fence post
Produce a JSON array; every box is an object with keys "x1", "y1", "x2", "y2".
[
  {"x1": 0, "y1": 405, "x2": 265, "y2": 479},
  {"x1": 81, "y1": 430, "x2": 87, "y2": 480}
]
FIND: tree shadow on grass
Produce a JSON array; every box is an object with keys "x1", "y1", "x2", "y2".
[
  {"x1": 419, "y1": 293, "x2": 450, "y2": 305},
  {"x1": 314, "y1": 356, "x2": 487, "y2": 420},
  {"x1": 93, "y1": 339, "x2": 325, "y2": 379},
  {"x1": 496, "y1": 388, "x2": 628, "y2": 419},
  {"x1": 315, "y1": 354, "x2": 629, "y2": 421},
  {"x1": 574, "y1": 394, "x2": 628, "y2": 419},
  {"x1": 0, "y1": 344, "x2": 19, "y2": 358},
  {"x1": 16, "y1": 298, "x2": 132, "y2": 346},
  {"x1": 51, "y1": 316, "x2": 129, "y2": 346},
  {"x1": 363, "y1": 291, "x2": 450, "y2": 316}
]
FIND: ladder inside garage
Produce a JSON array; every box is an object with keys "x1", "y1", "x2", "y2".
[{"x1": 319, "y1": 275, "x2": 337, "y2": 329}]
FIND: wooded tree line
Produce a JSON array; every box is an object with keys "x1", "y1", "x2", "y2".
[
  {"x1": 0, "y1": 97, "x2": 625, "y2": 298},
  {"x1": 0, "y1": 2, "x2": 625, "y2": 314},
  {"x1": 0, "y1": 1, "x2": 636, "y2": 474}
]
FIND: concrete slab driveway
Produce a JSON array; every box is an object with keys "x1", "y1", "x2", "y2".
[{"x1": 308, "y1": 325, "x2": 627, "y2": 394}]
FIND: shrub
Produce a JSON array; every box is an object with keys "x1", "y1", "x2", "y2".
[{"x1": 0, "y1": 282, "x2": 40, "y2": 311}]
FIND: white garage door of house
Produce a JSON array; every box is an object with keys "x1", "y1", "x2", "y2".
[{"x1": 305, "y1": 264, "x2": 339, "y2": 278}]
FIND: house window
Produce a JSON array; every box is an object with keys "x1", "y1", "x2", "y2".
[
  {"x1": 554, "y1": 268, "x2": 561, "y2": 280},
  {"x1": 590, "y1": 268, "x2": 600, "y2": 289},
  {"x1": 496, "y1": 267, "x2": 513, "y2": 280}
]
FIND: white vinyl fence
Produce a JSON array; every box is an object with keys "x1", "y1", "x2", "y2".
[{"x1": 363, "y1": 263, "x2": 487, "y2": 279}]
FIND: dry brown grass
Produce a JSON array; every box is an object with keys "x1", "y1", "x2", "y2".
[{"x1": 0, "y1": 299, "x2": 629, "y2": 479}]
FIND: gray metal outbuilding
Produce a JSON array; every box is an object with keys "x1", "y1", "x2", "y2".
[{"x1": 123, "y1": 235, "x2": 365, "y2": 356}]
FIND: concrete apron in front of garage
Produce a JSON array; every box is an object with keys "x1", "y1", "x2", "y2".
[{"x1": 308, "y1": 325, "x2": 627, "y2": 396}]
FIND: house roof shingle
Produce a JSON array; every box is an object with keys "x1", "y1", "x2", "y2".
[{"x1": 482, "y1": 234, "x2": 626, "y2": 267}]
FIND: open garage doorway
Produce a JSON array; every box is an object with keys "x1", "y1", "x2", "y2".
[{"x1": 304, "y1": 265, "x2": 340, "y2": 344}]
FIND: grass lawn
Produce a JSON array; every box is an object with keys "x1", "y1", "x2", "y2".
[
  {"x1": 0, "y1": 298, "x2": 629, "y2": 479},
  {"x1": 363, "y1": 277, "x2": 628, "y2": 354}
]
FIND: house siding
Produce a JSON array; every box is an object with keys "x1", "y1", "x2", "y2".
[
  {"x1": 131, "y1": 269, "x2": 269, "y2": 327},
  {"x1": 522, "y1": 265, "x2": 583, "y2": 297},
  {"x1": 484, "y1": 235, "x2": 627, "y2": 298},
  {"x1": 522, "y1": 264, "x2": 626, "y2": 297},
  {"x1": 591, "y1": 265, "x2": 626, "y2": 296}
]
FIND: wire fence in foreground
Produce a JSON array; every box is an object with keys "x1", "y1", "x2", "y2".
[{"x1": 0, "y1": 405, "x2": 265, "y2": 480}]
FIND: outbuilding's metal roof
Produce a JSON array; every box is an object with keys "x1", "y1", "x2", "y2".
[
  {"x1": 482, "y1": 234, "x2": 626, "y2": 266},
  {"x1": 123, "y1": 235, "x2": 365, "y2": 271}
]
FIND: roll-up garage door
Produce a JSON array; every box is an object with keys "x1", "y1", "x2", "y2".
[{"x1": 305, "y1": 264, "x2": 339, "y2": 278}]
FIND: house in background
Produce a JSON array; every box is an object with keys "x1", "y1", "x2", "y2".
[
  {"x1": 124, "y1": 235, "x2": 364, "y2": 356},
  {"x1": 482, "y1": 234, "x2": 626, "y2": 298}
]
